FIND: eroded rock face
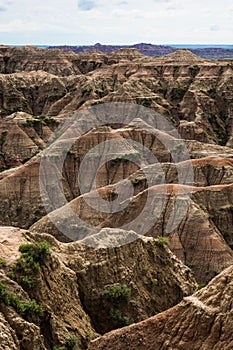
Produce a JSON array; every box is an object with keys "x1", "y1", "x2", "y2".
[
  {"x1": 88, "y1": 264, "x2": 233, "y2": 350},
  {"x1": 0, "y1": 226, "x2": 196, "y2": 349}
]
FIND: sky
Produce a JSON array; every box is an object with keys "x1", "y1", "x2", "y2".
[{"x1": 0, "y1": 0, "x2": 232, "y2": 45}]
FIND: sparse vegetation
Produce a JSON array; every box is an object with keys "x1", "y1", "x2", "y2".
[
  {"x1": 81, "y1": 87, "x2": 92, "y2": 96},
  {"x1": 0, "y1": 257, "x2": 7, "y2": 268},
  {"x1": 103, "y1": 284, "x2": 131, "y2": 303},
  {"x1": 10, "y1": 241, "x2": 51, "y2": 291},
  {"x1": 110, "y1": 309, "x2": 130, "y2": 327},
  {"x1": 141, "y1": 97, "x2": 152, "y2": 107},
  {"x1": 85, "y1": 332, "x2": 93, "y2": 341},
  {"x1": 152, "y1": 278, "x2": 158, "y2": 285},
  {"x1": 66, "y1": 335, "x2": 78, "y2": 349},
  {"x1": 0, "y1": 282, "x2": 43, "y2": 317},
  {"x1": 156, "y1": 236, "x2": 169, "y2": 247},
  {"x1": 48, "y1": 94, "x2": 64, "y2": 102},
  {"x1": 170, "y1": 86, "x2": 187, "y2": 101},
  {"x1": 157, "y1": 86, "x2": 167, "y2": 97},
  {"x1": 23, "y1": 115, "x2": 57, "y2": 127},
  {"x1": 189, "y1": 65, "x2": 200, "y2": 77},
  {"x1": 131, "y1": 177, "x2": 145, "y2": 186},
  {"x1": 197, "y1": 283, "x2": 207, "y2": 290}
]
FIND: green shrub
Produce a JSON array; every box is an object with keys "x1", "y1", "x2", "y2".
[
  {"x1": 85, "y1": 332, "x2": 93, "y2": 341},
  {"x1": 130, "y1": 300, "x2": 140, "y2": 308},
  {"x1": 7, "y1": 272, "x2": 15, "y2": 280},
  {"x1": 81, "y1": 87, "x2": 92, "y2": 96},
  {"x1": 34, "y1": 115, "x2": 57, "y2": 126},
  {"x1": 13, "y1": 241, "x2": 51, "y2": 291},
  {"x1": 103, "y1": 284, "x2": 131, "y2": 303},
  {"x1": 170, "y1": 86, "x2": 187, "y2": 101},
  {"x1": 152, "y1": 278, "x2": 158, "y2": 285},
  {"x1": 20, "y1": 277, "x2": 35, "y2": 289},
  {"x1": 197, "y1": 283, "x2": 207, "y2": 290},
  {"x1": 156, "y1": 236, "x2": 169, "y2": 247},
  {"x1": 0, "y1": 282, "x2": 43, "y2": 317},
  {"x1": 188, "y1": 65, "x2": 200, "y2": 77},
  {"x1": 53, "y1": 347, "x2": 65, "y2": 350},
  {"x1": 22, "y1": 299, "x2": 43, "y2": 316},
  {"x1": 19, "y1": 240, "x2": 51, "y2": 265},
  {"x1": 0, "y1": 257, "x2": 6, "y2": 268},
  {"x1": 141, "y1": 98, "x2": 152, "y2": 107},
  {"x1": 110, "y1": 309, "x2": 130, "y2": 327},
  {"x1": 131, "y1": 178, "x2": 145, "y2": 186},
  {"x1": 157, "y1": 87, "x2": 167, "y2": 96},
  {"x1": 48, "y1": 94, "x2": 63, "y2": 102},
  {"x1": 66, "y1": 335, "x2": 78, "y2": 349}
]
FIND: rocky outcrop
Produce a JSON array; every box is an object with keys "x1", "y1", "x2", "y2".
[{"x1": 88, "y1": 264, "x2": 233, "y2": 350}]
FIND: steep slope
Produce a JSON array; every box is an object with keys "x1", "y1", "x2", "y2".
[{"x1": 88, "y1": 264, "x2": 233, "y2": 350}]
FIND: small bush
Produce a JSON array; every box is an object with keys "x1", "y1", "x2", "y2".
[
  {"x1": 170, "y1": 86, "x2": 187, "y2": 101},
  {"x1": 0, "y1": 257, "x2": 6, "y2": 268},
  {"x1": 7, "y1": 272, "x2": 15, "y2": 280},
  {"x1": 103, "y1": 284, "x2": 131, "y2": 303},
  {"x1": 85, "y1": 332, "x2": 93, "y2": 341},
  {"x1": 197, "y1": 283, "x2": 207, "y2": 290},
  {"x1": 152, "y1": 278, "x2": 158, "y2": 285},
  {"x1": 0, "y1": 282, "x2": 43, "y2": 317},
  {"x1": 131, "y1": 178, "x2": 145, "y2": 186},
  {"x1": 141, "y1": 98, "x2": 152, "y2": 107},
  {"x1": 157, "y1": 87, "x2": 167, "y2": 96},
  {"x1": 19, "y1": 240, "x2": 51, "y2": 266},
  {"x1": 156, "y1": 236, "x2": 169, "y2": 247},
  {"x1": 13, "y1": 241, "x2": 51, "y2": 292},
  {"x1": 22, "y1": 299, "x2": 43, "y2": 317},
  {"x1": 66, "y1": 335, "x2": 78, "y2": 349},
  {"x1": 20, "y1": 277, "x2": 35, "y2": 289},
  {"x1": 188, "y1": 65, "x2": 200, "y2": 77},
  {"x1": 110, "y1": 309, "x2": 130, "y2": 327}
]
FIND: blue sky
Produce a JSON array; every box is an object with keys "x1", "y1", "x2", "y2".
[{"x1": 0, "y1": 0, "x2": 232, "y2": 45}]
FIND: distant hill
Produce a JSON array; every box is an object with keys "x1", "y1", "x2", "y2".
[{"x1": 48, "y1": 42, "x2": 233, "y2": 59}]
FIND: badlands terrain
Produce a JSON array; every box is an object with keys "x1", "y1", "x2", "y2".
[{"x1": 0, "y1": 45, "x2": 233, "y2": 349}]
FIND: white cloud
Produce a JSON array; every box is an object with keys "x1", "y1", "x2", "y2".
[{"x1": 0, "y1": 0, "x2": 232, "y2": 45}]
